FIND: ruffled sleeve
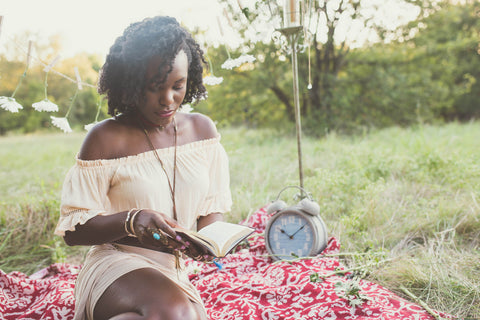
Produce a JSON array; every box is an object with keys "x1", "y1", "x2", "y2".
[
  {"x1": 197, "y1": 139, "x2": 232, "y2": 217},
  {"x1": 54, "y1": 158, "x2": 115, "y2": 236}
]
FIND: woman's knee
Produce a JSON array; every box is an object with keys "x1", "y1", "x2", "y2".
[
  {"x1": 143, "y1": 299, "x2": 200, "y2": 320},
  {"x1": 94, "y1": 268, "x2": 204, "y2": 320}
]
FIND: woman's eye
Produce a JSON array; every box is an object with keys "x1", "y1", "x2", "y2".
[{"x1": 147, "y1": 84, "x2": 160, "y2": 92}]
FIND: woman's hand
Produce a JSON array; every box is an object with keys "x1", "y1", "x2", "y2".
[
  {"x1": 131, "y1": 209, "x2": 186, "y2": 252},
  {"x1": 180, "y1": 241, "x2": 216, "y2": 263},
  {"x1": 130, "y1": 209, "x2": 217, "y2": 263}
]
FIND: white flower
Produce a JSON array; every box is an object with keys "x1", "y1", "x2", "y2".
[
  {"x1": 239, "y1": 54, "x2": 256, "y2": 63},
  {"x1": 203, "y1": 75, "x2": 223, "y2": 86},
  {"x1": 0, "y1": 96, "x2": 23, "y2": 113},
  {"x1": 50, "y1": 116, "x2": 72, "y2": 133},
  {"x1": 221, "y1": 59, "x2": 237, "y2": 70},
  {"x1": 32, "y1": 99, "x2": 59, "y2": 112},
  {"x1": 179, "y1": 104, "x2": 194, "y2": 113},
  {"x1": 221, "y1": 54, "x2": 256, "y2": 70},
  {"x1": 84, "y1": 122, "x2": 98, "y2": 132}
]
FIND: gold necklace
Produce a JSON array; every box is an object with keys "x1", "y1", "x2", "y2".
[
  {"x1": 140, "y1": 117, "x2": 178, "y2": 221},
  {"x1": 139, "y1": 117, "x2": 183, "y2": 273}
]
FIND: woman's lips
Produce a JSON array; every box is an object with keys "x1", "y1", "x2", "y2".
[{"x1": 156, "y1": 110, "x2": 175, "y2": 118}]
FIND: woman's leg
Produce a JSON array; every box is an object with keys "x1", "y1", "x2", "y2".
[{"x1": 93, "y1": 268, "x2": 207, "y2": 320}]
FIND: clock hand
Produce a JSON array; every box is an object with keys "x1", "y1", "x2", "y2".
[
  {"x1": 290, "y1": 223, "x2": 307, "y2": 238},
  {"x1": 280, "y1": 228, "x2": 293, "y2": 238}
]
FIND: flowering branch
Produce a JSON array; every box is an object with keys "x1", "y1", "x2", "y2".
[
  {"x1": 50, "y1": 85, "x2": 79, "y2": 133},
  {"x1": 84, "y1": 97, "x2": 105, "y2": 131},
  {"x1": 203, "y1": 54, "x2": 223, "y2": 86},
  {"x1": 0, "y1": 41, "x2": 33, "y2": 113},
  {"x1": 221, "y1": 53, "x2": 256, "y2": 70},
  {"x1": 32, "y1": 71, "x2": 59, "y2": 112}
]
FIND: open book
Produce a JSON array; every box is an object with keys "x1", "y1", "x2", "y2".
[{"x1": 175, "y1": 221, "x2": 255, "y2": 258}]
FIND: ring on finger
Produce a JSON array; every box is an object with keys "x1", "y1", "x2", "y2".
[{"x1": 152, "y1": 230, "x2": 169, "y2": 245}]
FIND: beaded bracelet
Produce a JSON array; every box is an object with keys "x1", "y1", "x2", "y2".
[
  {"x1": 124, "y1": 208, "x2": 138, "y2": 237},
  {"x1": 129, "y1": 209, "x2": 144, "y2": 237}
]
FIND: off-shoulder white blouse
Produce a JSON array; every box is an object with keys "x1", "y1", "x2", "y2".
[{"x1": 55, "y1": 136, "x2": 232, "y2": 235}]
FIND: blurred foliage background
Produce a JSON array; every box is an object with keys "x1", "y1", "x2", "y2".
[{"x1": 0, "y1": 0, "x2": 478, "y2": 136}]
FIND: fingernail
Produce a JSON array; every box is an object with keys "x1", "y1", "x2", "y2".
[
  {"x1": 180, "y1": 245, "x2": 186, "y2": 250},
  {"x1": 176, "y1": 235, "x2": 182, "y2": 241},
  {"x1": 185, "y1": 241, "x2": 190, "y2": 246}
]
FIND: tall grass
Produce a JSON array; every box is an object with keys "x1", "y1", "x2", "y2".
[
  {"x1": 0, "y1": 133, "x2": 87, "y2": 272},
  {"x1": 1, "y1": 122, "x2": 479, "y2": 318}
]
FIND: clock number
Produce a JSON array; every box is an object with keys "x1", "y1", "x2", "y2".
[{"x1": 288, "y1": 215, "x2": 296, "y2": 224}]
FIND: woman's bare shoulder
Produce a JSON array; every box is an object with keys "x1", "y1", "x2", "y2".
[
  {"x1": 78, "y1": 118, "x2": 131, "y2": 160},
  {"x1": 184, "y1": 112, "x2": 218, "y2": 140}
]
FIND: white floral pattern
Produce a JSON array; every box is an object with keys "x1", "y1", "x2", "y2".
[
  {"x1": 0, "y1": 264, "x2": 77, "y2": 320},
  {"x1": 0, "y1": 207, "x2": 452, "y2": 319}
]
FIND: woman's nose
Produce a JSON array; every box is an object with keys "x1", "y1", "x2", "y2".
[{"x1": 160, "y1": 89, "x2": 175, "y2": 106}]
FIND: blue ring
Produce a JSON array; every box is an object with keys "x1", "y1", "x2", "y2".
[{"x1": 153, "y1": 232, "x2": 161, "y2": 240}]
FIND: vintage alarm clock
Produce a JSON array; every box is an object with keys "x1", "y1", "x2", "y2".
[{"x1": 265, "y1": 186, "x2": 328, "y2": 261}]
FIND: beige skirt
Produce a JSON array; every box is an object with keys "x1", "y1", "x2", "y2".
[{"x1": 73, "y1": 243, "x2": 204, "y2": 320}]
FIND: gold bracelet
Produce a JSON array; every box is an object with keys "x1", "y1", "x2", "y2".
[
  {"x1": 129, "y1": 209, "x2": 144, "y2": 238},
  {"x1": 124, "y1": 208, "x2": 137, "y2": 237}
]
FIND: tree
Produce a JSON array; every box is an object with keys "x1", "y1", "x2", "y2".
[
  {"x1": 341, "y1": 0, "x2": 480, "y2": 128},
  {"x1": 213, "y1": 0, "x2": 426, "y2": 133},
  {"x1": 404, "y1": 0, "x2": 480, "y2": 121},
  {"x1": 196, "y1": 42, "x2": 292, "y2": 129},
  {"x1": 208, "y1": 0, "x2": 479, "y2": 133}
]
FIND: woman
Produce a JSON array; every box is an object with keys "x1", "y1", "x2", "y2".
[{"x1": 55, "y1": 16, "x2": 232, "y2": 320}]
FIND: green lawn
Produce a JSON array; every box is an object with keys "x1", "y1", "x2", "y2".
[{"x1": 1, "y1": 122, "x2": 479, "y2": 318}]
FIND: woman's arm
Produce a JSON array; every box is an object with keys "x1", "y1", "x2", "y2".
[
  {"x1": 63, "y1": 211, "x2": 129, "y2": 246},
  {"x1": 63, "y1": 209, "x2": 183, "y2": 252}
]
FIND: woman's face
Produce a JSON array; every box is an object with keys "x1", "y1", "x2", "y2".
[{"x1": 139, "y1": 50, "x2": 189, "y2": 127}]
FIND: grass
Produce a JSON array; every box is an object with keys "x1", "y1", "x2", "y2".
[{"x1": 1, "y1": 122, "x2": 479, "y2": 318}]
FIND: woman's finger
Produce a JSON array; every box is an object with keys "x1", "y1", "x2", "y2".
[
  {"x1": 148, "y1": 227, "x2": 189, "y2": 251},
  {"x1": 132, "y1": 209, "x2": 176, "y2": 239}
]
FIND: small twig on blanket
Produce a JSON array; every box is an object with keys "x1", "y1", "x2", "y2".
[
  {"x1": 399, "y1": 285, "x2": 446, "y2": 320},
  {"x1": 333, "y1": 277, "x2": 371, "y2": 307},
  {"x1": 267, "y1": 251, "x2": 388, "y2": 264},
  {"x1": 309, "y1": 258, "x2": 391, "y2": 308},
  {"x1": 309, "y1": 258, "x2": 393, "y2": 283},
  {"x1": 268, "y1": 254, "x2": 318, "y2": 263}
]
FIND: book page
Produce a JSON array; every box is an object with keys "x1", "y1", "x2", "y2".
[{"x1": 198, "y1": 221, "x2": 254, "y2": 256}]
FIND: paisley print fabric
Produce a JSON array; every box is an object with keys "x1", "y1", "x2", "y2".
[{"x1": 0, "y1": 207, "x2": 451, "y2": 319}]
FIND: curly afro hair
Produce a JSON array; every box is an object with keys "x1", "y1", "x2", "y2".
[{"x1": 98, "y1": 16, "x2": 207, "y2": 116}]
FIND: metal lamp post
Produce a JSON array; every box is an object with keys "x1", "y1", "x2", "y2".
[{"x1": 277, "y1": 0, "x2": 305, "y2": 196}]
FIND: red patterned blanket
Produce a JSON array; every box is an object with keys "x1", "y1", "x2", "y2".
[{"x1": 0, "y1": 207, "x2": 451, "y2": 320}]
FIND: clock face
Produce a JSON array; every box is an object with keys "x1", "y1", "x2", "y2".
[{"x1": 266, "y1": 211, "x2": 315, "y2": 260}]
